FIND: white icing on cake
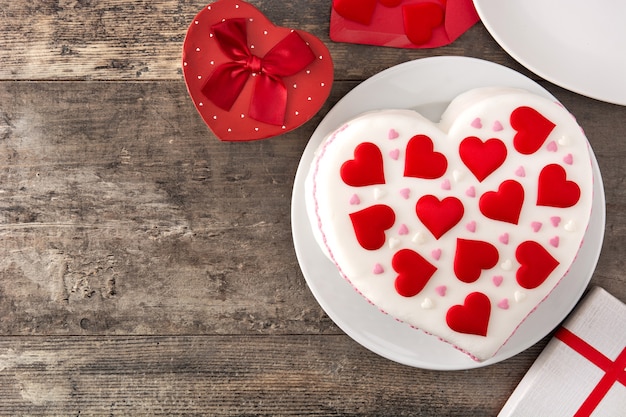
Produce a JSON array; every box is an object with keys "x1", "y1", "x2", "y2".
[{"x1": 305, "y1": 88, "x2": 594, "y2": 361}]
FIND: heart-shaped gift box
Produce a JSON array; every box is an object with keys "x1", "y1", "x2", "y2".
[
  {"x1": 183, "y1": 0, "x2": 334, "y2": 141},
  {"x1": 330, "y1": 0, "x2": 480, "y2": 48}
]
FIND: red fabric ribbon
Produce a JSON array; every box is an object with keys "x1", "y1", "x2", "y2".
[
  {"x1": 201, "y1": 18, "x2": 316, "y2": 126},
  {"x1": 555, "y1": 327, "x2": 626, "y2": 417}
]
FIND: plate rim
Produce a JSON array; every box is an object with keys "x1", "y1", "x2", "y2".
[{"x1": 472, "y1": 0, "x2": 626, "y2": 106}]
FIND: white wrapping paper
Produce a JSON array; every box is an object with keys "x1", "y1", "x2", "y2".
[{"x1": 499, "y1": 286, "x2": 626, "y2": 417}]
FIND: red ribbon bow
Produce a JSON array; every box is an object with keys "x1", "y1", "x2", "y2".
[
  {"x1": 201, "y1": 18, "x2": 316, "y2": 126},
  {"x1": 555, "y1": 327, "x2": 626, "y2": 417}
]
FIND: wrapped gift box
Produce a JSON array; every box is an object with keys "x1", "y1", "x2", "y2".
[
  {"x1": 330, "y1": 0, "x2": 480, "y2": 49},
  {"x1": 499, "y1": 286, "x2": 626, "y2": 417},
  {"x1": 182, "y1": 0, "x2": 334, "y2": 141}
]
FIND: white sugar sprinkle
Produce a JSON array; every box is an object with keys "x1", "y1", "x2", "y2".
[{"x1": 421, "y1": 298, "x2": 434, "y2": 309}]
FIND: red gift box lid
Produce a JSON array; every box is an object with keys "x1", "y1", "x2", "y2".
[{"x1": 183, "y1": 0, "x2": 334, "y2": 141}]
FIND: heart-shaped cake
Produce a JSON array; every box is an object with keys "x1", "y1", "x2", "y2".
[
  {"x1": 306, "y1": 88, "x2": 594, "y2": 361},
  {"x1": 183, "y1": 0, "x2": 333, "y2": 141}
]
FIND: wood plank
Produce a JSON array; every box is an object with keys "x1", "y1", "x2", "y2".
[
  {"x1": 0, "y1": 334, "x2": 547, "y2": 416},
  {"x1": 0, "y1": 80, "x2": 624, "y2": 337},
  {"x1": 0, "y1": 79, "x2": 346, "y2": 336},
  {"x1": 0, "y1": 0, "x2": 521, "y2": 81}
]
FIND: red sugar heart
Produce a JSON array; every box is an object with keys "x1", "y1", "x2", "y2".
[
  {"x1": 416, "y1": 195, "x2": 464, "y2": 239},
  {"x1": 516, "y1": 241, "x2": 560, "y2": 289},
  {"x1": 402, "y1": 2, "x2": 445, "y2": 45},
  {"x1": 341, "y1": 142, "x2": 386, "y2": 187},
  {"x1": 511, "y1": 106, "x2": 556, "y2": 155},
  {"x1": 404, "y1": 134, "x2": 448, "y2": 179},
  {"x1": 537, "y1": 164, "x2": 581, "y2": 208},
  {"x1": 459, "y1": 136, "x2": 507, "y2": 182},
  {"x1": 182, "y1": 0, "x2": 333, "y2": 141},
  {"x1": 446, "y1": 292, "x2": 491, "y2": 336},
  {"x1": 332, "y1": 0, "x2": 377, "y2": 25},
  {"x1": 479, "y1": 180, "x2": 525, "y2": 224},
  {"x1": 454, "y1": 238, "x2": 499, "y2": 283},
  {"x1": 349, "y1": 204, "x2": 396, "y2": 250},
  {"x1": 392, "y1": 249, "x2": 437, "y2": 297}
]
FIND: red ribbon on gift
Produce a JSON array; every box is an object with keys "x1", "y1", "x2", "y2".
[
  {"x1": 555, "y1": 327, "x2": 626, "y2": 417},
  {"x1": 201, "y1": 18, "x2": 316, "y2": 126}
]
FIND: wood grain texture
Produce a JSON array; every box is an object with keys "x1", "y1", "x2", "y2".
[
  {"x1": 0, "y1": 0, "x2": 521, "y2": 81},
  {"x1": 0, "y1": 335, "x2": 546, "y2": 416},
  {"x1": 0, "y1": 0, "x2": 624, "y2": 415},
  {"x1": 0, "y1": 79, "x2": 345, "y2": 336}
]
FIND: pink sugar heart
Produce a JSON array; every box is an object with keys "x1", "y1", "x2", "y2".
[
  {"x1": 465, "y1": 186, "x2": 476, "y2": 197},
  {"x1": 435, "y1": 285, "x2": 447, "y2": 296},
  {"x1": 441, "y1": 179, "x2": 451, "y2": 190},
  {"x1": 471, "y1": 117, "x2": 482, "y2": 129},
  {"x1": 398, "y1": 224, "x2": 409, "y2": 235},
  {"x1": 492, "y1": 275, "x2": 503, "y2": 287},
  {"x1": 550, "y1": 216, "x2": 561, "y2": 227},
  {"x1": 549, "y1": 236, "x2": 560, "y2": 248},
  {"x1": 563, "y1": 153, "x2": 573, "y2": 165},
  {"x1": 531, "y1": 221, "x2": 542, "y2": 232},
  {"x1": 466, "y1": 221, "x2": 476, "y2": 233},
  {"x1": 389, "y1": 148, "x2": 400, "y2": 160},
  {"x1": 388, "y1": 128, "x2": 399, "y2": 139},
  {"x1": 399, "y1": 188, "x2": 410, "y2": 199},
  {"x1": 497, "y1": 298, "x2": 509, "y2": 310},
  {"x1": 373, "y1": 263, "x2": 384, "y2": 274},
  {"x1": 498, "y1": 233, "x2": 509, "y2": 245},
  {"x1": 431, "y1": 248, "x2": 442, "y2": 260},
  {"x1": 515, "y1": 166, "x2": 526, "y2": 177},
  {"x1": 349, "y1": 194, "x2": 360, "y2": 205},
  {"x1": 492, "y1": 120, "x2": 503, "y2": 131},
  {"x1": 547, "y1": 141, "x2": 558, "y2": 152}
]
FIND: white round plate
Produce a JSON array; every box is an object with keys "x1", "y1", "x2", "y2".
[
  {"x1": 473, "y1": 0, "x2": 626, "y2": 106},
  {"x1": 291, "y1": 57, "x2": 605, "y2": 370}
]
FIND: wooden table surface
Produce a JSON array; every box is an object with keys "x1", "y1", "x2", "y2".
[{"x1": 0, "y1": 1, "x2": 624, "y2": 415}]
